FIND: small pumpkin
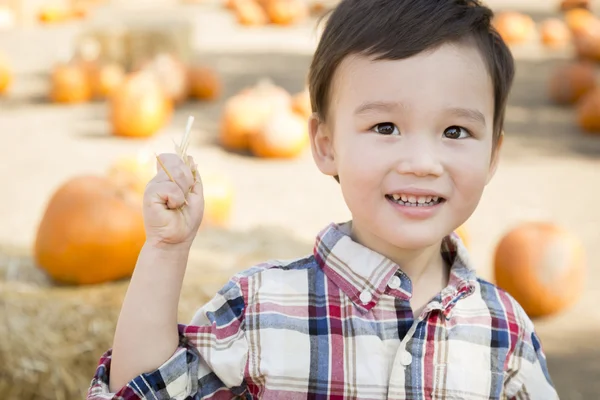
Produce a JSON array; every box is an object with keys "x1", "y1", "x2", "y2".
[
  {"x1": 220, "y1": 79, "x2": 291, "y2": 151},
  {"x1": 564, "y1": 8, "x2": 598, "y2": 38},
  {"x1": 291, "y1": 88, "x2": 312, "y2": 119},
  {"x1": 138, "y1": 53, "x2": 190, "y2": 104},
  {"x1": 560, "y1": 0, "x2": 590, "y2": 12},
  {"x1": 492, "y1": 11, "x2": 536, "y2": 45},
  {"x1": 576, "y1": 87, "x2": 600, "y2": 133},
  {"x1": 493, "y1": 222, "x2": 586, "y2": 318},
  {"x1": 233, "y1": 0, "x2": 268, "y2": 26},
  {"x1": 110, "y1": 71, "x2": 172, "y2": 138},
  {"x1": 188, "y1": 65, "x2": 221, "y2": 101},
  {"x1": 38, "y1": 5, "x2": 71, "y2": 23},
  {"x1": 106, "y1": 153, "x2": 156, "y2": 199},
  {"x1": 50, "y1": 61, "x2": 92, "y2": 103},
  {"x1": 201, "y1": 171, "x2": 234, "y2": 227},
  {"x1": 89, "y1": 62, "x2": 126, "y2": 99},
  {"x1": 573, "y1": 20, "x2": 600, "y2": 61},
  {"x1": 0, "y1": 53, "x2": 12, "y2": 95},
  {"x1": 34, "y1": 175, "x2": 146, "y2": 285},
  {"x1": 548, "y1": 62, "x2": 596, "y2": 105},
  {"x1": 266, "y1": 0, "x2": 308, "y2": 26},
  {"x1": 249, "y1": 108, "x2": 309, "y2": 158},
  {"x1": 540, "y1": 18, "x2": 572, "y2": 48}
]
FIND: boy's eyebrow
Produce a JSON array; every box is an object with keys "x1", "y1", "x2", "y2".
[
  {"x1": 354, "y1": 101, "x2": 404, "y2": 115},
  {"x1": 446, "y1": 107, "x2": 487, "y2": 127}
]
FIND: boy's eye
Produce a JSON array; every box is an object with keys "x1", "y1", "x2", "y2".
[
  {"x1": 373, "y1": 122, "x2": 399, "y2": 135},
  {"x1": 443, "y1": 126, "x2": 470, "y2": 139}
]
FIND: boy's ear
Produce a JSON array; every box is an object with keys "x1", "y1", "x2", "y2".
[
  {"x1": 308, "y1": 113, "x2": 338, "y2": 177},
  {"x1": 486, "y1": 131, "x2": 504, "y2": 184}
]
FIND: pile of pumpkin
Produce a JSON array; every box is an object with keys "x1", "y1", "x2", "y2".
[
  {"x1": 34, "y1": 153, "x2": 234, "y2": 285},
  {"x1": 458, "y1": 221, "x2": 585, "y2": 320},
  {"x1": 220, "y1": 79, "x2": 311, "y2": 158},
  {"x1": 544, "y1": 6, "x2": 600, "y2": 134},
  {"x1": 49, "y1": 51, "x2": 221, "y2": 138},
  {"x1": 224, "y1": 0, "x2": 329, "y2": 26}
]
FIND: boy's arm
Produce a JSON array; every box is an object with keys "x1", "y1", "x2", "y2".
[
  {"x1": 504, "y1": 325, "x2": 559, "y2": 399},
  {"x1": 87, "y1": 243, "x2": 249, "y2": 400}
]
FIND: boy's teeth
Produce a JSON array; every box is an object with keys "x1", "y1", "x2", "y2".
[{"x1": 388, "y1": 193, "x2": 443, "y2": 206}]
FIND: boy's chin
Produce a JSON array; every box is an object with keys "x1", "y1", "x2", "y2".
[{"x1": 380, "y1": 226, "x2": 449, "y2": 251}]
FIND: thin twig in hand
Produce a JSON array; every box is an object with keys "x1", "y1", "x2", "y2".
[{"x1": 155, "y1": 153, "x2": 189, "y2": 206}]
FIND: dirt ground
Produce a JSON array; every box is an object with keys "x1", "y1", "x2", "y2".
[{"x1": 0, "y1": 2, "x2": 599, "y2": 399}]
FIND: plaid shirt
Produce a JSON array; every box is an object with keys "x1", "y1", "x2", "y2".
[{"x1": 88, "y1": 222, "x2": 558, "y2": 400}]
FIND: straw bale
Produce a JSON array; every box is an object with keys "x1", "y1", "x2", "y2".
[{"x1": 0, "y1": 226, "x2": 311, "y2": 400}]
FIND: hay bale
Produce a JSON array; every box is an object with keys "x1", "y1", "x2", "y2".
[{"x1": 0, "y1": 226, "x2": 311, "y2": 400}]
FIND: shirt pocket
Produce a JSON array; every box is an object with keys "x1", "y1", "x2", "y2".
[{"x1": 431, "y1": 364, "x2": 505, "y2": 400}]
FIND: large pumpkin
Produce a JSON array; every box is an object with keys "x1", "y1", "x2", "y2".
[
  {"x1": 110, "y1": 72, "x2": 172, "y2": 138},
  {"x1": 493, "y1": 222, "x2": 586, "y2": 318},
  {"x1": 0, "y1": 53, "x2": 11, "y2": 95},
  {"x1": 548, "y1": 62, "x2": 596, "y2": 105},
  {"x1": 50, "y1": 61, "x2": 92, "y2": 103},
  {"x1": 576, "y1": 87, "x2": 600, "y2": 133},
  {"x1": 220, "y1": 79, "x2": 291, "y2": 151},
  {"x1": 34, "y1": 175, "x2": 146, "y2": 285},
  {"x1": 249, "y1": 108, "x2": 309, "y2": 158}
]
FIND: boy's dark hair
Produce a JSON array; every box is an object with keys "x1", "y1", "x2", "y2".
[{"x1": 308, "y1": 0, "x2": 514, "y2": 150}]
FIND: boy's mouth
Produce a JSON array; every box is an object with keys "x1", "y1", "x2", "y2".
[{"x1": 385, "y1": 193, "x2": 446, "y2": 207}]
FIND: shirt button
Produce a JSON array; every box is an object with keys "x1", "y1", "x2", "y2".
[
  {"x1": 359, "y1": 290, "x2": 372, "y2": 304},
  {"x1": 400, "y1": 351, "x2": 412, "y2": 366},
  {"x1": 388, "y1": 275, "x2": 401, "y2": 289}
]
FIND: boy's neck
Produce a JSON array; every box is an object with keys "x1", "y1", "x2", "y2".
[{"x1": 349, "y1": 222, "x2": 449, "y2": 289}]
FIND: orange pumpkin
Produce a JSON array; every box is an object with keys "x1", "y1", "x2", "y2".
[
  {"x1": 38, "y1": 5, "x2": 71, "y2": 23},
  {"x1": 573, "y1": 20, "x2": 600, "y2": 61},
  {"x1": 492, "y1": 11, "x2": 536, "y2": 45},
  {"x1": 493, "y1": 222, "x2": 586, "y2": 318},
  {"x1": 89, "y1": 62, "x2": 125, "y2": 99},
  {"x1": 220, "y1": 79, "x2": 291, "y2": 151},
  {"x1": 233, "y1": 0, "x2": 268, "y2": 26},
  {"x1": 454, "y1": 225, "x2": 469, "y2": 249},
  {"x1": 50, "y1": 61, "x2": 92, "y2": 103},
  {"x1": 291, "y1": 88, "x2": 312, "y2": 119},
  {"x1": 138, "y1": 53, "x2": 190, "y2": 104},
  {"x1": 188, "y1": 65, "x2": 221, "y2": 101},
  {"x1": 34, "y1": 175, "x2": 146, "y2": 285},
  {"x1": 266, "y1": 0, "x2": 308, "y2": 25},
  {"x1": 250, "y1": 108, "x2": 309, "y2": 158},
  {"x1": 0, "y1": 53, "x2": 12, "y2": 95},
  {"x1": 106, "y1": 153, "x2": 156, "y2": 198},
  {"x1": 201, "y1": 171, "x2": 234, "y2": 226},
  {"x1": 540, "y1": 18, "x2": 572, "y2": 48},
  {"x1": 110, "y1": 72, "x2": 172, "y2": 138},
  {"x1": 548, "y1": 62, "x2": 596, "y2": 105},
  {"x1": 576, "y1": 87, "x2": 600, "y2": 133},
  {"x1": 565, "y1": 8, "x2": 598, "y2": 38}
]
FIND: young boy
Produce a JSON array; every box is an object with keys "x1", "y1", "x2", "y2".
[{"x1": 88, "y1": 0, "x2": 559, "y2": 398}]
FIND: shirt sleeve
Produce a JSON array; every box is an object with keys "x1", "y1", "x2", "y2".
[
  {"x1": 86, "y1": 277, "x2": 249, "y2": 400},
  {"x1": 503, "y1": 315, "x2": 559, "y2": 399}
]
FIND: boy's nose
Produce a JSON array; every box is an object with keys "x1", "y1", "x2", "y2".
[{"x1": 394, "y1": 139, "x2": 444, "y2": 177}]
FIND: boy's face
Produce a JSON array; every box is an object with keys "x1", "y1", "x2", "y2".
[{"x1": 310, "y1": 42, "x2": 500, "y2": 250}]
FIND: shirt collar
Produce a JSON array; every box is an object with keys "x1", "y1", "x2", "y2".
[{"x1": 313, "y1": 221, "x2": 477, "y2": 313}]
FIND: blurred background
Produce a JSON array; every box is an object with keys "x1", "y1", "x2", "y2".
[{"x1": 0, "y1": 0, "x2": 598, "y2": 399}]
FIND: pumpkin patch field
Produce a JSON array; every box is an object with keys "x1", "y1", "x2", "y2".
[{"x1": 0, "y1": 0, "x2": 599, "y2": 399}]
